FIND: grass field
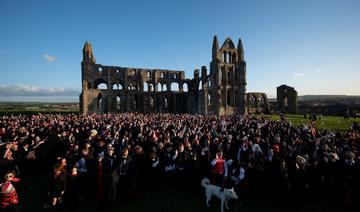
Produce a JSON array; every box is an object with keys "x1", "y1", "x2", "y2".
[
  {"x1": 267, "y1": 114, "x2": 360, "y2": 133},
  {"x1": 0, "y1": 102, "x2": 79, "y2": 115}
]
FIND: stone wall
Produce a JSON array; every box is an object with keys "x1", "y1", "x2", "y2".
[{"x1": 80, "y1": 37, "x2": 269, "y2": 115}]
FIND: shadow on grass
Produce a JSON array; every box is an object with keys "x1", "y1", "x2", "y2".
[{"x1": 19, "y1": 173, "x2": 342, "y2": 212}]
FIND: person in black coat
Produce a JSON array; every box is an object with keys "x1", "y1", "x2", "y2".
[
  {"x1": 48, "y1": 164, "x2": 66, "y2": 212},
  {"x1": 101, "y1": 145, "x2": 118, "y2": 203},
  {"x1": 116, "y1": 147, "x2": 135, "y2": 199}
]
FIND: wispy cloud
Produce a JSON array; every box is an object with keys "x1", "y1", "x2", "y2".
[
  {"x1": 292, "y1": 72, "x2": 303, "y2": 77},
  {"x1": 44, "y1": 54, "x2": 56, "y2": 62},
  {"x1": 0, "y1": 84, "x2": 79, "y2": 96}
]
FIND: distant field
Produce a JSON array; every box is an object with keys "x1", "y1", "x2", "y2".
[
  {"x1": 267, "y1": 114, "x2": 360, "y2": 132},
  {"x1": 0, "y1": 102, "x2": 79, "y2": 115}
]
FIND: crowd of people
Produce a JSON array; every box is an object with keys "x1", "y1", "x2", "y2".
[{"x1": 0, "y1": 113, "x2": 359, "y2": 211}]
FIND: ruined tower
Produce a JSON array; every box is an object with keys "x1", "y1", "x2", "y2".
[
  {"x1": 207, "y1": 36, "x2": 247, "y2": 115},
  {"x1": 80, "y1": 41, "x2": 97, "y2": 114},
  {"x1": 277, "y1": 84, "x2": 298, "y2": 114}
]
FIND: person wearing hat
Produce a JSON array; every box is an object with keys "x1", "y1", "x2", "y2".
[
  {"x1": 101, "y1": 144, "x2": 118, "y2": 204},
  {"x1": 0, "y1": 171, "x2": 20, "y2": 212},
  {"x1": 116, "y1": 147, "x2": 135, "y2": 198}
]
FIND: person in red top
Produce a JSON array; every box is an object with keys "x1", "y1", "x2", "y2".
[
  {"x1": 0, "y1": 171, "x2": 20, "y2": 212},
  {"x1": 211, "y1": 150, "x2": 228, "y2": 188}
]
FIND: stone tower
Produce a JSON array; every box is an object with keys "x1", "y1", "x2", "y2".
[
  {"x1": 277, "y1": 84, "x2": 298, "y2": 114},
  {"x1": 207, "y1": 36, "x2": 247, "y2": 115},
  {"x1": 80, "y1": 41, "x2": 97, "y2": 114}
]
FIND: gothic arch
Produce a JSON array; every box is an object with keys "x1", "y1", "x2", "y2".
[
  {"x1": 149, "y1": 96, "x2": 154, "y2": 109},
  {"x1": 112, "y1": 82, "x2": 124, "y2": 90},
  {"x1": 97, "y1": 93, "x2": 103, "y2": 113},
  {"x1": 183, "y1": 82, "x2": 188, "y2": 92},
  {"x1": 171, "y1": 82, "x2": 179, "y2": 91},
  {"x1": 116, "y1": 95, "x2": 121, "y2": 111},
  {"x1": 94, "y1": 78, "x2": 108, "y2": 89}
]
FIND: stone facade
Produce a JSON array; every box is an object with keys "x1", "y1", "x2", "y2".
[
  {"x1": 80, "y1": 36, "x2": 268, "y2": 115},
  {"x1": 246, "y1": 92, "x2": 270, "y2": 114},
  {"x1": 277, "y1": 84, "x2": 298, "y2": 114}
]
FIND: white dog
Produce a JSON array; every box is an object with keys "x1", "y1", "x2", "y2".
[{"x1": 201, "y1": 178, "x2": 238, "y2": 212}]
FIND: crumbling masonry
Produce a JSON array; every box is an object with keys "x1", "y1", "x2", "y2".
[
  {"x1": 80, "y1": 36, "x2": 269, "y2": 115},
  {"x1": 277, "y1": 84, "x2": 298, "y2": 114}
]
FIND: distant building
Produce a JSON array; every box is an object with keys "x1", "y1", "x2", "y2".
[
  {"x1": 277, "y1": 85, "x2": 298, "y2": 114},
  {"x1": 80, "y1": 36, "x2": 269, "y2": 115}
]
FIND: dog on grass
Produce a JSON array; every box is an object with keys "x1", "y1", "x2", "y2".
[{"x1": 201, "y1": 178, "x2": 238, "y2": 212}]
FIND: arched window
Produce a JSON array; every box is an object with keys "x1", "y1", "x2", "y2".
[
  {"x1": 222, "y1": 52, "x2": 227, "y2": 63},
  {"x1": 208, "y1": 94, "x2": 211, "y2": 107},
  {"x1": 249, "y1": 94, "x2": 256, "y2": 107},
  {"x1": 133, "y1": 95, "x2": 138, "y2": 110},
  {"x1": 98, "y1": 83, "x2": 107, "y2": 89},
  {"x1": 160, "y1": 72, "x2": 165, "y2": 78},
  {"x1": 149, "y1": 97, "x2": 154, "y2": 109},
  {"x1": 97, "y1": 93, "x2": 103, "y2": 113},
  {"x1": 116, "y1": 96, "x2": 121, "y2": 110},
  {"x1": 94, "y1": 78, "x2": 107, "y2": 90},
  {"x1": 157, "y1": 83, "x2": 162, "y2": 92},
  {"x1": 198, "y1": 81, "x2": 202, "y2": 91},
  {"x1": 183, "y1": 83, "x2": 188, "y2": 92},
  {"x1": 171, "y1": 82, "x2": 179, "y2": 91},
  {"x1": 143, "y1": 82, "x2": 148, "y2": 91},
  {"x1": 283, "y1": 97, "x2": 288, "y2": 107},
  {"x1": 164, "y1": 97, "x2": 168, "y2": 109},
  {"x1": 98, "y1": 67, "x2": 103, "y2": 74},
  {"x1": 127, "y1": 84, "x2": 137, "y2": 90},
  {"x1": 112, "y1": 83, "x2": 123, "y2": 90},
  {"x1": 162, "y1": 84, "x2": 167, "y2": 91},
  {"x1": 228, "y1": 52, "x2": 231, "y2": 63},
  {"x1": 227, "y1": 89, "x2": 231, "y2": 106}
]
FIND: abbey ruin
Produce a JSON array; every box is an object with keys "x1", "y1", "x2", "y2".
[{"x1": 80, "y1": 36, "x2": 270, "y2": 115}]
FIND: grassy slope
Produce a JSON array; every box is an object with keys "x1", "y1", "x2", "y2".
[{"x1": 268, "y1": 114, "x2": 360, "y2": 132}]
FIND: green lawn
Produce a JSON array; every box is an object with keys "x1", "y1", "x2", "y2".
[{"x1": 267, "y1": 114, "x2": 360, "y2": 132}]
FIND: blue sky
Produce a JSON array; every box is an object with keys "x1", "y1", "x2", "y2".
[{"x1": 0, "y1": 0, "x2": 359, "y2": 101}]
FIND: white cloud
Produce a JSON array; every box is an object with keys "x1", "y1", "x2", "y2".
[
  {"x1": 316, "y1": 68, "x2": 322, "y2": 73},
  {"x1": 0, "y1": 84, "x2": 79, "y2": 96},
  {"x1": 292, "y1": 72, "x2": 303, "y2": 77},
  {"x1": 44, "y1": 54, "x2": 56, "y2": 62}
]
